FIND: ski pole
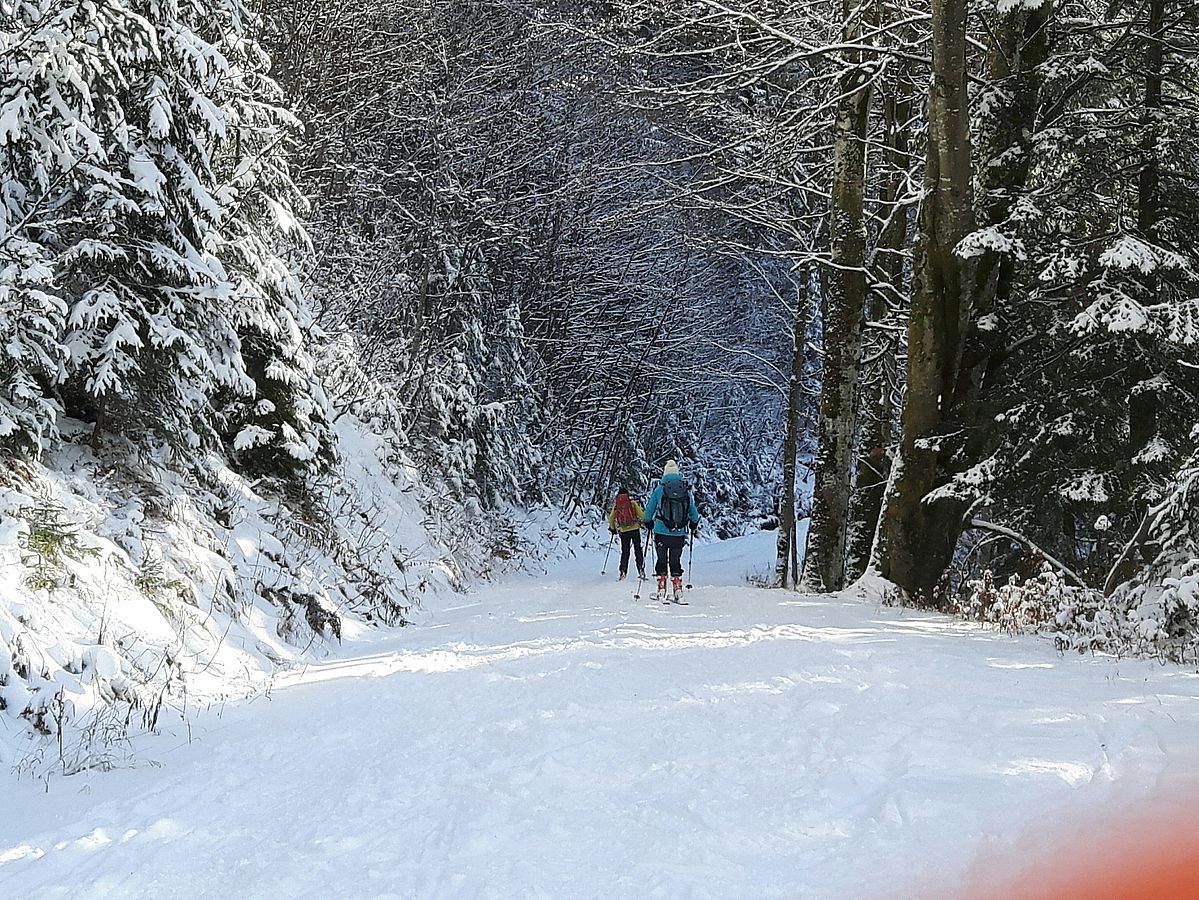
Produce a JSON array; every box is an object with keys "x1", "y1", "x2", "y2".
[
  {"x1": 601, "y1": 532, "x2": 615, "y2": 575},
  {"x1": 634, "y1": 527, "x2": 652, "y2": 599},
  {"x1": 685, "y1": 534, "x2": 695, "y2": 590},
  {"x1": 632, "y1": 529, "x2": 646, "y2": 599}
]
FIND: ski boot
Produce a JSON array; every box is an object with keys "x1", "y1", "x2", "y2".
[
  {"x1": 672, "y1": 576, "x2": 685, "y2": 604},
  {"x1": 618, "y1": 570, "x2": 627, "y2": 581},
  {"x1": 656, "y1": 575, "x2": 668, "y2": 603},
  {"x1": 637, "y1": 567, "x2": 646, "y2": 579}
]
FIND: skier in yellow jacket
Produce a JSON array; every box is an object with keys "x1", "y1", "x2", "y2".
[{"x1": 608, "y1": 488, "x2": 646, "y2": 580}]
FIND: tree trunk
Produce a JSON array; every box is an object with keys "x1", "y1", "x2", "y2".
[
  {"x1": 846, "y1": 80, "x2": 914, "y2": 582},
  {"x1": 1138, "y1": 0, "x2": 1163, "y2": 240},
  {"x1": 1130, "y1": 0, "x2": 1164, "y2": 454},
  {"x1": 803, "y1": 0, "x2": 873, "y2": 593},
  {"x1": 776, "y1": 267, "x2": 812, "y2": 588},
  {"x1": 91, "y1": 397, "x2": 106, "y2": 451},
  {"x1": 954, "y1": 0, "x2": 1053, "y2": 422},
  {"x1": 875, "y1": 0, "x2": 976, "y2": 603}
]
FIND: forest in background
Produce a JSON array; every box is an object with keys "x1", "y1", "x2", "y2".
[
  {"x1": 1, "y1": 0, "x2": 1199, "y2": 762},
  {"x1": 256, "y1": 0, "x2": 1199, "y2": 654}
]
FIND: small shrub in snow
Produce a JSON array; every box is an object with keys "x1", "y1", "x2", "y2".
[
  {"x1": 264, "y1": 586, "x2": 342, "y2": 644},
  {"x1": 18, "y1": 500, "x2": 97, "y2": 591},
  {"x1": 955, "y1": 566, "x2": 1062, "y2": 634},
  {"x1": 957, "y1": 564, "x2": 1199, "y2": 662},
  {"x1": 134, "y1": 553, "x2": 191, "y2": 615},
  {"x1": 880, "y1": 584, "x2": 909, "y2": 608},
  {"x1": 744, "y1": 565, "x2": 778, "y2": 588}
]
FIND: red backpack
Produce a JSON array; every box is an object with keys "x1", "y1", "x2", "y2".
[{"x1": 613, "y1": 493, "x2": 639, "y2": 528}]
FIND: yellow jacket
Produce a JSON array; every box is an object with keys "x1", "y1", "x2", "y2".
[{"x1": 608, "y1": 499, "x2": 645, "y2": 533}]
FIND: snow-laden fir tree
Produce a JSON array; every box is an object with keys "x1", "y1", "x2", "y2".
[
  {"x1": 944, "y1": 0, "x2": 1199, "y2": 585},
  {"x1": 0, "y1": 0, "x2": 332, "y2": 485},
  {"x1": 0, "y1": 231, "x2": 64, "y2": 455}
]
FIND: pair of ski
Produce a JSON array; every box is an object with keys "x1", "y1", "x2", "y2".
[{"x1": 632, "y1": 577, "x2": 688, "y2": 605}]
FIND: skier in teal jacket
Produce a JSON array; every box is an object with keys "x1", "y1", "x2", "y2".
[{"x1": 642, "y1": 460, "x2": 700, "y2": 602}]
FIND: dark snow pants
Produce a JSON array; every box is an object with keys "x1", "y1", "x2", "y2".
[
  {"x1": 653, "y1": 533, "x2": 687, "y2": 578},
  {"x1": 618, "y1": 530, "x2": 645, "y2": 575}
]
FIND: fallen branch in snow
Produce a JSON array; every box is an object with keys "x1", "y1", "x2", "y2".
[{"x1": 967, "y1": 519, "x2": 1090, "y2": 590}]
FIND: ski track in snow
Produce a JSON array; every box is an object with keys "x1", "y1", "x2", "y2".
[{"x1": 3, "y1": 533, "x2": 1199, "y2": 899}]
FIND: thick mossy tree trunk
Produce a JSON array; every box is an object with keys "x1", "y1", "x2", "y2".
[
  {"x1": 776, "y1": 267, "x2": 812, "y2": 588},
  {"x1": 883, "y1": 0, "x2": 1054, "y2": 597},
  {"x1": 803, "y1": 0, "x2": 873, "y2": 593},
  {"x1": 875, "y1": 0, "x2": 976, "y2": 603}
]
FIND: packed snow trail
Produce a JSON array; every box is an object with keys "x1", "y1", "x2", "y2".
[{"x1": 4, "y1": 533, "x2": 1199, "y2": 899}]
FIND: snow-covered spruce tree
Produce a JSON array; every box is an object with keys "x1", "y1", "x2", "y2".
[
  {"x1": 411, "y1": 273, "x2": 544, "y2": 509},
  {"x1": 207, "y1": 26, "x2": 335, "y2": 487},
  {"x1": 943, "y1": 0, "x2": 1199, "y2": 587},
  {"x1": 0, "y1": 0, "x2": 128, "y2": 455},
  {"x1": 867, "y1": 0, "x2": 1199, "y2": 607},
  {"x1": 0, "y1": 0, "x2": 331, "y2": 484},
  {"x1": 0, "y1": 232, "x2": 64, "y2": 456}
]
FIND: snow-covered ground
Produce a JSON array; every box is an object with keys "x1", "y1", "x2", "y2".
[{"x1": 4, "y1": 532, "x2": 1199, "y2": 899}]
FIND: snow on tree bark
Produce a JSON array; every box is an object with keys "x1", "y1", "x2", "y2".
[
  {"x1": 803, "y1": 0, "x2": 873, "y2": 593},
  {"x1": 876, "y1": 0, "x2": 976, "y2": 603},
  {"x1": 776, "y1": 267, "x2": 812, "y2": 589}
]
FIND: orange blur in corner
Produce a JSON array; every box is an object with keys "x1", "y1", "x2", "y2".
[{"x1": 968, "y1": 817, "x2": 1199, "y2": 900}]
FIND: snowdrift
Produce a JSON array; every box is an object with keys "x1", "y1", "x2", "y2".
[{"x1": 0, "y1": 415, "x2": 476, "y2": 775}]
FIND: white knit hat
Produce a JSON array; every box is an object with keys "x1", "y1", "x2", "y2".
[{"x1": 663, "y1": 459, "x2": 680, "y2": 476}]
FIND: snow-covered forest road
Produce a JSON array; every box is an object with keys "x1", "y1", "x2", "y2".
[{"x1": 4, "y1": 534, "x2": 1199, "y2": 899}]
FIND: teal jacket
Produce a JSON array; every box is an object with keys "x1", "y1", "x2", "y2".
[{"x1": 642, "y1": 473, "x2": 700, "y2": 537}]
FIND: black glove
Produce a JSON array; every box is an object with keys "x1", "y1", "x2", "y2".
[
  {"x1": 608, "y1": 528, "x2": 617, "y2": 535},
  {"x1": 689, "y1": 523, "x2": 698, "y2": 537}
]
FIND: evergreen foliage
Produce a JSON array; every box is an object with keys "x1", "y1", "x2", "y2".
[
  {"x1": 944, "y1": 0, "x2": 1199, "y2": 585},
  {"x1": 0, "y1": 0, "x2": 332, "y2": 489}
]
